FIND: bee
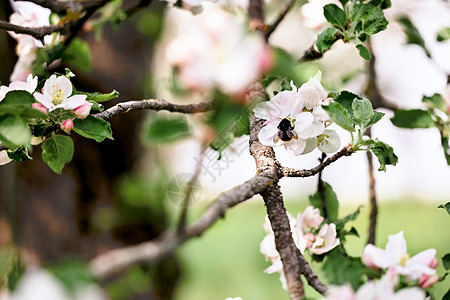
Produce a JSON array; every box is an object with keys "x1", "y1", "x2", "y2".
[{"x1": 273, "y1": 118, "x2": 298, "y2": 144}]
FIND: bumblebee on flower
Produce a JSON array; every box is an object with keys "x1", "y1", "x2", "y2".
[{"x1": 253, "y1": 71, "x2": 340, "y2": 155}]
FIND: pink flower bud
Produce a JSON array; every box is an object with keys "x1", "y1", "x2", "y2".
[
  {"x1": 429, "y1": 257, "x2": 439, "y2": 269},
  {"x1": 303, "y1": 232, "x2": 315, "y2": 249},
  {"x1": 73, "y1": 101, "x2": 92, "y2": 119},
  {"x1": 419, "y1": 273, "x2": 439, "y2": 289},
  {"x1": 61, "y1": 119, "x2": 74, "y2": 133},
  {"x1": 32, "y1": 103, "x2": 48, "y2": 115}
]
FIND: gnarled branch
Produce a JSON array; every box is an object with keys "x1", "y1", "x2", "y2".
[{"x1": 0, "y1": 20, "x2": 61, "y2": 39}]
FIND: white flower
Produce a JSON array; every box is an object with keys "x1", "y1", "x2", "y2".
[
  {"x1": 309, "y1": 223, "x2": 340, "y2": 255},
  {"x1": 297, "y1": 206, "x2": 324, "y2": 230},
  {"x1": 0, "y1": 150, "x2": 13, "y2": 166},
  {"x1": 0, "y1": 74, "x2": 38, "y2": 102},
  {"x1": 362, "y1": 231, "x2": 438, "y2": 284},
  {"x1": 166, "y1": 8, "x2": 271, "y2": 94},
  {"x1": 254, "y1": 72, "x2": 338, "y2": 155},
  {"x1": 33, "y1": 75, "x2": 86, "y2": 112},
  {"x1": 324, "y1": 284, "x2": 355, "y2": 300}
]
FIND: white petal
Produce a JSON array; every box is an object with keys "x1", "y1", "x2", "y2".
[
  {"x1": 293, "y1": 112, "x2": 314, "y2": 132},
  {"x1": 42, "y1": 75, "x2": 56, "y2": 98},
  {"x1": 258, "y1": 121, "x2": 279, "y2": 146},
  {"x1": 60, "y1": 95, "x2": 87, "y2": 110},
  {"x1": 385, "y1": 231, "x2": 408, "y2": 264},
  {"x1": 301, "y1": 138, "x2": 317, "y2": 154},
  {"x1": 283, "y1": 138, "x2": 306, "y2": 156},
  {"x1": 33, "y1": 92, "x2": 54, "y2": 110},
  {"x1": 55, "y1": 76, "x2": 73, "y2": 97},
  {"x1": 299, "y1": 85, "x2": 321, "y2": 109},
  {"x1": 0, "y1": 150, "x2": 13, "y2": 166},
  {"x1": 362, "y1": 244, "x2": 390, "y2": 269},
  {"x1": 297, "y1": 120, "x2": 324, "y2": 139},
  {"x1": 317, "y1": 129, "x2": 340, "y2": 153}
]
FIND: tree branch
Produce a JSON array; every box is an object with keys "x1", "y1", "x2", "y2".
[
  {"x1": 93, "y1": 99, "x2": 213, "y2": 119},
  {"x1": 296, "y1": 252, "x2": 328, "y2": 295},
  {"x1": 0, "y1": 20, "x2": 61, "y2": 39},
  {"x1": 265, "y1": 0, "x2": 296, "y2": 41},
  {"x1": 89, "y1": 175, "x2": 271, "y2": 278},
  {"x1": 18, "y1": 0, "x2": 108, "y2": 14},
  {"x1": 299, "y1": 33, "x2": 343, "y2": 62},
  {"x1": 282, "y1": 145, "x2": 354, "y2": 177},
  {"x1": 248, "y1": 0, "x2": 265, "y2": 31}
]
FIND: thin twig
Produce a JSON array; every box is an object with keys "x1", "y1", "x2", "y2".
[
  {"x1": 89, "y1": 175, "x2": 271, "y2": 278},
  {"x1": 93, "y1": 99, "x2": 213, "y2": 120},
  {"x1": 265, "y1": 0, "x2": 296, "y2": 41},
  {"x1": 0, "y1": 20, "x2": 62, "y2": 39},
  {"x1": 282, "y1": 145, "x2": 354, "y2": 177},
  {"x1": 317, "y1": 152, "x2": 329, "y2": 221},
  {"x1": 248, "y1": 0, "x2": 265, "y2": 32}
]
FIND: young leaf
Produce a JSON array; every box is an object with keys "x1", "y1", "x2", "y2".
[
  {"x1": 316, "y1": 27, "x2": 338, "y2": 54},
  {"x1": 41, "y1": 135, "x2": 74, "y2": 174},
  {"x1": 145, "y1": 115, "x2": 190, "y2": 145},
  {"x1": 443, "y1": 253, "x2": 450, "y2": 270},
  {"x1": 356, "y1": 44, "x2": 371, "y2": 61},
  {"x1": 368, "y1": 0, "x2": 391, "y2": 9},
  {"x1": 0, "y1": 114, "x2": 31, "y2": 148},
  {"x1": 48, "y1": 260, "x2": 96, "y2": 293},
  {"x1": 322, "y1": 248, "x2": 366, "y2": 290},
  {"x1": 365, "y1": 111, "x2": 384, "y2": 128},
  {"x1": 335, "y1": 90, "x2": 361, "y2": 115},
  {"x1": 391, "y1": 109, "x2": 435, "y2": 128},
  {"x1": 369, "y1": 139, "x2": 398, "y2": 171},
  {"x1": 73, "y1": 115, "x2": 114, "y2": 142},
  {"x1": 62, "y1": 37, "x2": 92, "y2": 73},
  {"x1": 397, "y1": 15, "x2": 430, "y2": 57},
  {"x1": 422, "y1": 94, "x2": 447, "y2": 113},
  {"x1": 76, "y1": 90, "x2": 120, "y2": 103},
  {"x1": 323, "y1": 4, "x2": 346, "y2": 29},
  {"x1": 0, "y1": 91, "x2": 47, "y2": 121},
  {"x1": 437, "y1": 27, "x2": 450, "y2": 42},
  {"x1": 323, "y1": 102, "x2": 355, "y2": 132},
  {"x1": 352, "y1": 98, "x2": 374, "y2": 127},
  {"x1": 334, "y1": 206, "x2": 362, "y2": 232},
  {"x1": 438, "y1": 202, "x2": 450, "y2": 216},
  {"x1": 0, "y1": 90, "x2": 34, "y2": 105},
  {"x1": 441, "y1": 135, "x2": 450, "y2": 165},
  {"x1": 309, "y1": 181, "x2": 339, "y2": 222},
  {"x1": 350, "y1": 4, "x2": 388, "y2": 35},
  {"x1": 7, "y1": 146, "x2": 32, "y2": 163}
]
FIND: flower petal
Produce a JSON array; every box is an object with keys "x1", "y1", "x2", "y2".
[
  {"x1": 385, "y1": 231, "x2": 408, "y2": 264},
  {"x1": 55, "y1": 75, "x2": 73, "y2": 97},
  {"x1": 258, "y1": 121, "x2": 279, "y2": 146},
  {"x1": 33, "y1": 92, "x2": 54, "y2": 110},
  {"x1": 317, "y1": 129, "x2": 340, "y2": 153},
  {"x1": 60, "y1": 95, "x2": 87, "y2": 110},
  {"x1": 283, "y1": 138, "x2": 306, "y2": 156},
  {"x1": 297, "y1": 120, "x2": 324, "y2": 139}
]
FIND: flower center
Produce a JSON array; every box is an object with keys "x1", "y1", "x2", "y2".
[
  {"x1": 399, "y1": 254, "x2": 410, "y2": 266},
  {"x1": 51, "y1": 89, "x2": 65, "y2": 105},
  {"x1": 316, "y1": 134, "x2": 330, "y2": 146}
]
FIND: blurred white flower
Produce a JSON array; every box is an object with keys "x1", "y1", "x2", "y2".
[
  {"x1": 297, "y1": 206, "x2": 324, "y2": 230},
  {"x1": 166, "y1": 7, "x2": 271, "y2": 94},
  {"x1": 301, "y1": 0, "x2": 342, "y2": 30},
  {"x1": 362, "y1": 231, "x2": 438, "y2": 286}
]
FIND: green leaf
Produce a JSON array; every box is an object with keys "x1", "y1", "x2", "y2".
[
  {"x1": 322, "y1": 248, "x2": 366, "y2": 290},
  {"x1": 397, "y1": 15, "x2": 430, "y2": 57},
  {"x1": 77, "y1": 90, "x2": 120, "y2": 103},
  {"x1": 73, "y1": 115, "x2": 114, "y2": 142},
  {"x1": 443, "y1": 253, "x2": 450, "y2": 270},
  {"x1": 323, "y1": 102, "x2": 355, "y2": 132},
  {"x1": 0, "y1": 90, "x2": 34, "y2": 105},
  {"x1": 365, "y1": 111, "x2": 384, "y2": 128},
  {"x1": 316, "y1": 27, "x2": 338, "y2": 54},
  {"x1": 352, "y1": 98, "x2": 374, "y2": 127},
  {"x1": 0, "y1": 114, "x2": 31, "y2": 148},
  {"x1": 368, "y1": 0, "x2": 391, "y2": 9},
  {"x1": 391, "y1": 109, "x2": 435, "y2": 128},
  {"x1": 41, "y1": 135, "x2": 74, "y2": 174},
  {"x1": 309, "y1": 181, "x2": 339, "y2": 222},
  {"x1": 367, "y1": 139, "x2": 398, "y2": 171},
  {"x1": 441, "y1": 135, "x2": 450, "y2": 165},
  {"x1": 48, "y1": 260, "x2": 96, "y2": 293},
  {"x1": 88, "y1": 100, "x2": 104, "y2": 112},
  {"x1": 7, "y1": 146, "x2": 32, "y2": 163},
  {"x1": 438, "y1": 202, "x2": 450, "y2": 216},
  {"x1": 145, "y1": 115, "x2": 190, "y2": 145},
  {"x1": 0, "y1": 91, "x2": 48, "y2": 121},
  {"x1": 334, "y1": 206, "x2": 362, "y2": 232},
  {"x1": 422, "y1": 94, "x2": 447, "y2": 113},
  {"x1": 62, "y1": 38, "x2": 92, "y2": 73},
  {"x1": 443, "y1": 289, "x2": 450, "y2": 300},
  {"x1": 437, "y1": 27, "x2": 450, "y2": 42},
  {"x1": 261, "y1": 75, "x2": 280, "y2": 88},
  {"x1": 323, "y1": 4, "x2": 346, "y2": 29},
  {"x1": 356, "y1": 44, "x2": 371, "y2": 61},
  {"x1": 350, "y1": 4, "x2": 388, "y2": 35},
  {"x1": 335, "y1": 90, "x2": 361, "y2": 115}
]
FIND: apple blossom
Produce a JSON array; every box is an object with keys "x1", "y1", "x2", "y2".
[
  {"x1": 166, "y1": 8, "x2": 271, "y2": 94},
  {"x1": 362, "y1": 231, "x2": 438, "y2": 286},
  {"x1": 0, "y1": 74, "x2": 38, "y2": 101},
  {"x1": 33, "y1": 75, "x2": 87, "y2": 112},
  {"x1": 324, "y1": 284, "x2": 355, "y2": 300},
  {"x1": 309, "y1": 223, "x2": 340, "y2": 255},
  {"x1": 32, "y1": 103, "x2": 48, "y2": 115},
  {"x1": 74, "y1": 101, "x2": 93, "y2": 119},
  {"x1": 61, "y1": 119, "x2": 74, "y2": 133},
  {"x1": 254, "y1": 72, "x2": 340, "y2": 155},
  {"x1": 297, "y1": 206, "x2": 324, "y2": 230}
]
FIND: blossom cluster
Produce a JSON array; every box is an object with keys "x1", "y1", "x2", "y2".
[
  {"x1": 0, "y1": 74, "x2": 92, "y2": 165},
  {"x1": 323, "y1": 231, "x2": 440, "y2": 300},
  {"x1": 254, "y1": 71, "x2": 340, "y2": 155},
  {"x1": 166, "y1": 8, "x2": 272, "y2": 96},
  {"x1": 260, "y1": 206, "x2": 340, "y2": 289}
]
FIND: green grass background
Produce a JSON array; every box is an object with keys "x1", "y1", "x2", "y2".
[{"x1": 173, "y1": 197, "x2": 450, "y2": 300}]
